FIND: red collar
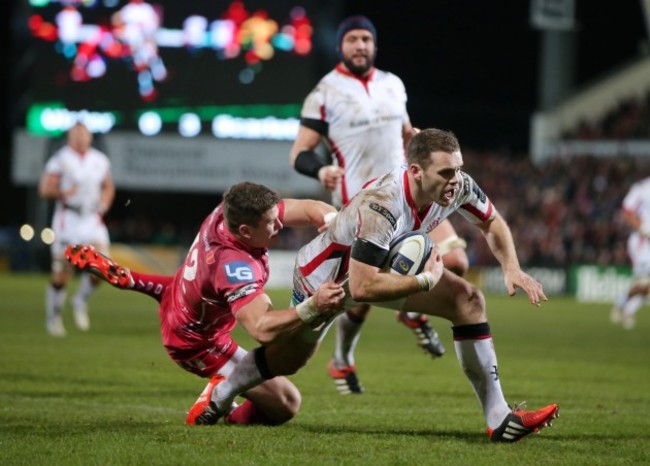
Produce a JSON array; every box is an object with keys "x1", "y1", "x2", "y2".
[
  {"x1": 335, "y1": 63, "x2": 375, "y2": 84},
  {"x1": 403, "y1": 171, "x2": 431, "y2": 229}
]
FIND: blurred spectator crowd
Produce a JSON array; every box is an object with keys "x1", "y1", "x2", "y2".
[
  {"x1": 451, "y1": 151, "x2": 650, "y2": 267},
  {"x1": 564, "y1": 89, "x2": 650, "y2": 140}
]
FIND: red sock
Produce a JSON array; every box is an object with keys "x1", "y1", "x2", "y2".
[
  {"x1": 130, "y1": 272, "x2": 174, "y2": 303},
  {"x1": 224, "y1": 400, "x2": 281, "y2": 426}
]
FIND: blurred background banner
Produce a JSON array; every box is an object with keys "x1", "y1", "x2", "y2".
[{"x1": 12, "y1": 130, "x2": 319, "y2": 194}]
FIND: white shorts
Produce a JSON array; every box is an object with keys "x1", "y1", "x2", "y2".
[
  {"x1": 627, "y1": 233, "x2": 650, "y2": 277},
  {"x1": 50, "y1": 208, "x2": 110, "y2": 258}
]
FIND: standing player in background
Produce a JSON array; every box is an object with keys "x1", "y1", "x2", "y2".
[
  {"x1": 64, "y1": 182, "x2": 346, "y2": 426},
  {"x1": 39, "y1": 122, "x2": 115, "y2": 337},
  {"x1": 290, "y1": 15, "x2": 469, "y2": 394},
  {"x1": 611, "y1": 176, "x2": 650, "y2": 329}
]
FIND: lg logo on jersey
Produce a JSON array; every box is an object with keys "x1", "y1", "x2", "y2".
[{"x1": 225, "y1": 262, "x2": 254, "y2": 283}]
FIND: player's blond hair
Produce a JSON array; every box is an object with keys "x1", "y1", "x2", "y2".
[
  {"x1": 406, "y1": 128, "x2": 460, "y2": 168},
  {"x1": 222, "y1": 182, "x2": 280, "y2": 232}
]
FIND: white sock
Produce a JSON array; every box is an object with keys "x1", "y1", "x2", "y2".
[
  {"x1": 623, "y1": 295, "x2": 644, "y2": 317},
  {"x1": 405, "y1": 312, "x2": 423, "y2": 320},
  {"x1": 73, "y1": 273, "x2": 96, "y2": 306},
  {"x1": 614, "y1": 293, "x2": 628, "y2": 309},
  {"x1": 212, "y1": 350, "x2": 264, "y2": 412},
  {"x1": 46, "y1": 284, "x2": 67, "y2": 318},
  {"x1": 333, "y1": 312, "x2": 362, "y2": 367},
  {"x1": 454, "y1": 333, "x2": 510, "y2": 429}
]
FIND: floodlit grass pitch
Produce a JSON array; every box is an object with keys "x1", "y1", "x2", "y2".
[{"x1": 1, "y1": 273, "x2": 649, "y2": 465}]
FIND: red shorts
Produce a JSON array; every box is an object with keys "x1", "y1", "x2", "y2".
[
  {"x1": 159, "y1": 293, "x2": 240, "y2": 378},
  {"x1": 164, "y1": 332, "x2": 240, "y2": 378}
]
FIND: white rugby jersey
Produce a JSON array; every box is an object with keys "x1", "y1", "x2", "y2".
[
  {"x1": 623, "y1": 177, "x2": 650, "y2": 227},
  {"x1": 622, "y1": 177, "x2": 650, "y2": 273},
  {"x1": 300, "y1": 64, "x2": 409, "y2": 206},
  {"x1": 294, "y1": 167, "x2": 495, "y2": 293},
  {"x1": 44, "y1": 145, "x2": 111, "y2": 218}
]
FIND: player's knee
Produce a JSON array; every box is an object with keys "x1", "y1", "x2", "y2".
[
  {"x1": 456, "y1": 284, "x2": 486, "y2": 322},
  {"x1": 50, "y1": 273, "x2": 68, "y2": 288},
  {"x1": 271, "y1": 383, "x2": 302, "y2": 424},
  {"x1": 282, "y1": 384, "x2": 302, "y2": 418}
]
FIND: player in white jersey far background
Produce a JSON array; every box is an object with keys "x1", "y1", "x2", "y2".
[
  {"x1": 39, "y1": 122, "x2": 115, "y2": 336},
  {"x1": 290, "y1": 15, "x2": 469, "y2": 394},
  {"x1": 611, "y1": 176, "x2": 650, "y2": 329}
]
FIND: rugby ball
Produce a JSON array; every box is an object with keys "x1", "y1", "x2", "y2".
[{"x1": 385, "y1": 232, "x2": 433, "y2": 276}]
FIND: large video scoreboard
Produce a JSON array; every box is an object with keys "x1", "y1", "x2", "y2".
[{"x1": 26, "y1": 0, "x2": 323, "y2": 139}]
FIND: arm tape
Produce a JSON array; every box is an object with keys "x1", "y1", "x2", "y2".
[
  {"x1": 351, "y1": 238, "x2": 388, "y2": 269},
  {"x1": 300, "y1": 117, "x2": 328, "y2": 136},
  {"x1": 294, "y1": 150, "x2": 325, "y2": 179}
]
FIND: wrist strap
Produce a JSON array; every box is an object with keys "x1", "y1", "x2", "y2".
[
  {"x1": 295, "y1": 297, "x2": 318, "y2": 323},
  {"x1": 294, "y1": 150, "x2": 325, "y2": 179},
  {"x1": 416, "y1": 271, "x2": 436, "y2": 291}
]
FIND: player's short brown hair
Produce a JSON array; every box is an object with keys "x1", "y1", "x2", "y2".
[
  {"x1": 406, "y1": 128, "x2": 460, "y2": 168},
  {"x1": 223, "y1": 182, "x2": 281, "y2": 232}
]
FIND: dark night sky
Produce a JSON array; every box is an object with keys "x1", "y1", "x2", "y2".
[{"x1": 1, "y1": 1, "x2": 649, "y2": 226}]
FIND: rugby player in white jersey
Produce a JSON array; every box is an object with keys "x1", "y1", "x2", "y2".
[
  {"x1": 197, "y1": 128, "x2": 558, "y2": 442},
  {"x1": 39, "y1": 122, "x2": 115, "y2": 336},
  {"x1": 290, "y1": 15, "x2": 469, "y2": 394},
  {"x1": 611, "y1": 176, "x2": 650, "y2": 329}
]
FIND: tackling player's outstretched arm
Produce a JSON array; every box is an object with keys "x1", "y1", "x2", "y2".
[
  {"x1": 281, "y1": 198, "x2": 337, "y2": 230},
  {"x1": 234, "y1": 283, "x2": 346, "y2": 345}
]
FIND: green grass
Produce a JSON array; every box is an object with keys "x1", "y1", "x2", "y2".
[{"x1": 1, "y1": 274, "x2": 649, "y2": 465}]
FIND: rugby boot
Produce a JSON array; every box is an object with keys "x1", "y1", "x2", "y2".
[{"x1": 65, "y1": 244, "x2": 134, "y2": 288}]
